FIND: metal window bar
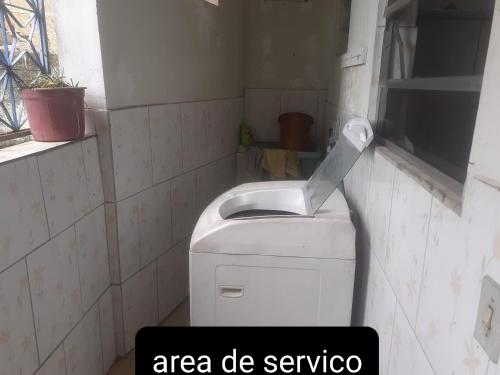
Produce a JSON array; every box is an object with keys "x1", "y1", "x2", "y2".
[{"x1": 0, "y1": 0, "x2": 50, "y2": 134}]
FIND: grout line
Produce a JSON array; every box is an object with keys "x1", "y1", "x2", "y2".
[
  {"x1": 79, "y1": 141, "x2": 93, "y2": 212},
  {"x1": 108, "y1": 95, "x2": 245, "y2": 112},
  {"x1": 414, "y1": 196, "x2": 434, "y2": 330},
  {"x1": 35, "y1": 156, "x2": 52, "y2": 240},
  {"x1": 106, "y1": 151, "x2": 237, "y2": 205},
  {"x1": 72, "y1": 224, "x2": 85, "y2": 311},
  {"x1": 24, "y1": 258, "x2": 41, "y2": 367},
  {"x1": 111, "y1": 234, "x2": 190, "y2": 287},
  {"x1": 382, "y1": 161, "x2": 397, "y2": 270},
  {"x1": 31, "y1": 286, "x2": 112, "y2": 375},
  {"x1": 0, "y1": 204, "x2": 106, "y2": 276},
  {"x1": 385, "y1": 297, "x2": 398, "y2": 375},
  {"x1": 96, "y1": 295, "x2": 106, "y2": 375}
]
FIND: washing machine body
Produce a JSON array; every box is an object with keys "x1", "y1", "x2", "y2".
[
  {"x1": 189, "y1": 181, "x2": 356, "y2": 326},
  {"x1": 189, "y1": 118, "x2": 373, "y2": 326}
]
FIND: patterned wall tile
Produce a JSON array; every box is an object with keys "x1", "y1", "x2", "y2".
[
  {"x1": 364, "y1": 255, "x2": 397, "y2": 375},
  {"x1": 388, "y1": 305, "x2": 434, "y2": 375},
  {"x1": 157, "y1": 240, "x2": 189, "y2": 321},
  {"x1": 138, "y1": 182, "x2": 172, "y2": 266},
  {"x1": 75, "y1": 206, "x2": 110, "y2": 311},
  {"x1": 99, "y1": 288, "x2": 116, "y2": 373},
  {"x1": 27, "y1": 227, "x2": 82, "y2": 362},
  {"x1": 172, "y1": 171, "x2": 197, "y2": 244},
  {"x1": 244, "y1": 89, "x2": 281, "y2": 142},
  {"x1": 216, "y1": 154, "x2": 236, "y2": 194},
  {"x1": 82, "y1": 138, "x2": 104, "y2": 210},
  {"x1": 196, "y1": 161, "x2": 219, "y2": 214},
  {"x1": 0, "y1": 260, "x2": 39, "y2": 375},
  {"x1": 220, "y1": 98, "x2": 240, "y2": 157},
  {"x1": 385, "y1": 169, "x2": 432, "y2": 328},
  {"x1": 35, "y1": 344, "x2": 66, "y2": 375},
  {"x1": 94, "y1": 110, "x2": 116, "y2": 202},
  {"x1": 121, "y1": 262, "x2": 158, "y2": 352},
  {"x1": 181, "y1": 102, "x2": 205, "y2": 172},
  {"x1": 38, "y1": 143, "x2": 91, "y2": 237},
  {"x1": 149, "y1": 104, "x2": 183, "y2": 184},
  {"x1": 0, "y1": 157, "x2": 49, "y2": 272},
  {"x1": 64, "y1": 305, "x2": 103, "y2": 375},
  {"x1": 366, "y1": 150, "x2": 396, "y2": 266},
  {"x1": 116, "y1": 195, "x2": 140, "y2": 281},
  {"x1": 416, "y1": 197, "x2": 489, "y2": 375},
  {"x1": 200, "y1": 101, "x2": 218, "y2": 163},
  {"x1": 109, "y1": 107, "x2": 153, "y2": 201}
]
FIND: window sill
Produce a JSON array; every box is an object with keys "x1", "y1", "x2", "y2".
[
  {"x1": 375, "y1": 139, "x2": 464, "y2": 215},
  {"x1": 0, "y1": 136, "x2": 94, "y2": 166}
]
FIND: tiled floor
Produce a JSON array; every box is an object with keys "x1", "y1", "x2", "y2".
[{"x1": 107, "y1": 299, "x2": 190, "y2": 375}]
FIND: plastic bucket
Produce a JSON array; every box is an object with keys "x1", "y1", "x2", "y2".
[
  {"x1": 21, "y1": 87, "x2": 86, "y2": 142},
  {"x1": 279, "y1": 112, "x2": 314, "y2": 151}
]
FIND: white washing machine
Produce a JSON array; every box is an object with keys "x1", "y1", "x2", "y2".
[{"x1": 189, "y1": 118, "x2": 373, "y2": 326}]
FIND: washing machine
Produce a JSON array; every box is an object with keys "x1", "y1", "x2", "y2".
[{"x1": 189, "y1": 118, "x2": 373, "y2": 326}]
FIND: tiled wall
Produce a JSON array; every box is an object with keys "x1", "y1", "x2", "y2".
[
  {"x1": 329, "y1": 0, "x2": 500, "y2": 374},
  {"x1": 95, "y1": 96, "x2": 243, "y2": 355},
  {"x1": 244, "y1": 88, "x2": 327, "y2": 149},
  {"x1": 0, "y1": 139, "x2": 116, "y2": 375},
  {"x1": 343, "y1": 147, "x2": 500, "y2": 375}
]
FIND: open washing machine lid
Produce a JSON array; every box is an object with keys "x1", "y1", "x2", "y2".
[{"x1": 303, "y1": 117, "x2": 373, "y2": 215}]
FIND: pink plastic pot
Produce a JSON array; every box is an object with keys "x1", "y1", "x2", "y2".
[{"x1": 21, "y1": 87, "x2": 86, "y2": 142}]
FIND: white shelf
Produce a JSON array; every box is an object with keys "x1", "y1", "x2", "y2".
[{"x1": 380, "y1": 75, "x2": 483, "y2": 92}]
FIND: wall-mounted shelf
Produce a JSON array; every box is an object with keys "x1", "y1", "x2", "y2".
[{"x1": 380, "y1": 75, "x2": 483, "y2": 92}]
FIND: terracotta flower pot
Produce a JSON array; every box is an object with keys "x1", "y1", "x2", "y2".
[
  {"x1": 21, "y1": 87, "x2": 86, "y2": 142},
  {"x1": 279, "y1": 112, "x2": 314, "y2": 151}
]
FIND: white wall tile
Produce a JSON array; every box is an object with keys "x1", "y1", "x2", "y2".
[
  {"x1": 364, "y1": 255, "x2": 397, "y2": 375},
  {"x1": 75, "y1": 206, "x2": 110, "y2": 310},
  {"x1": 0, "y1": 260, "x2": 39, "y2": 375},
  {"x1": 98, "y1": 288, "x2": 116, "y2": 373},
  {"x1": 244, "y1": 89, "x2": 281, "y2": 142},
  {"x1": 180, "y1": 102, "x2": 204, "y2": 172},
  {"x1": 157, "y1": 240, "x2": 189, "y2": 321},
  {"x1": 196, "y1": 161, "x2": 218, "y2": 214},
  {"x1": 221, "y1": 98, "x2": 241, "y2": 157},
  {"x1": 149, "y1": 104, "x2": 183, "y2": 184},
  {"x1": 64, "y1": 305, "x2": 103, "y2": 375},
  {"x1": 216, "y1": 154, "x2": 236, "y2": 194},
  {"x1": 82, "y1": 138, "x2": 104, "y2": 210},
  {"x1": 366, "y1": 150, "x2": 396, "y2": 266},
  {"x1": 0, "y1": 157, "x2": 49, "y2": 272},
  {"x1": 385, "y1": 170, "x2": 432, "y2": 328},
  {"x1": 110, "y1": 107, "x2": 153, "y2": 201},
  {"x1": 138, "y1": 182, "x2": 172, "y2": 266},
  {"x1": 104, "y1": 203, "x2": 120, "y2": 284},
  {"x1": 200, "y1": 101, "x2": 219, "y2": 163},
  {"x1": 111, "y1": 286, "x2": 126, "y2": 356},
  {"x1": 121, "y1": 262, "x2": 158, "y2": 352},
  {"x1": 116, "y1": 195, "x2": 140, "y2": 281},
  {"x1": 171, "y1": 171, "x2": 197, "y2": 244},
  {"x1": 27, "y1": 227, "x2": 82, "y2": 362},
  {"x1": 416, "y1": 197, "x2": 489, "y2": 375},
  {"x1": 94, "y1": 110, "x2": 116, "y2": 202},
  {"x1": 38, "y1": 143, "x2": 91, "y2": 237},
  {"x1": 388, "y1": 305, "x2": 434, "y2": 375},
  {"x1": 35, "y1": 345, "x2": 66, "y2": 375}
]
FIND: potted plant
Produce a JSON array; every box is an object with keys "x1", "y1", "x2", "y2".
[{"x1": 20, "y1": 71, "x2": 86, "y2": 142}]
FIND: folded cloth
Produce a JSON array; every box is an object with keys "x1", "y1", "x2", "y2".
[{"x1": 261, "y1": 149, "x2": 300, "y2": 180}]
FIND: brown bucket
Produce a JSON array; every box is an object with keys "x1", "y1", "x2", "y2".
[
  {"x1": 22, "y1": 87, "x2": 86, "y2": 142},
  {"x1": 279, "y1": 112, "x2": 314, "y2": 151}
]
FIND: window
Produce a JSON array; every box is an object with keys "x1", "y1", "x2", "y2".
[
  {"x1": 377, "y1": 0, "x2": 494, "y2": 183},
  {"x1": 0, "y1": 0, "x2": 58, "y2": 146}
]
